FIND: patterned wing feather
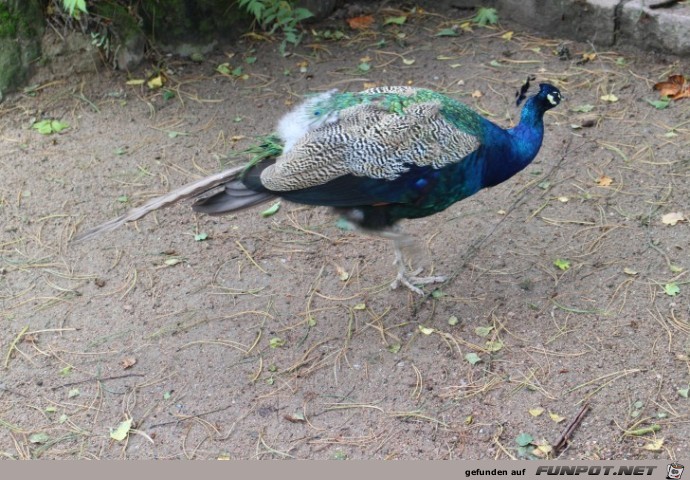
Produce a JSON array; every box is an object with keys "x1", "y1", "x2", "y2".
[{"x1": 261, "y1": 100, "x2": 481, "y2": 192}]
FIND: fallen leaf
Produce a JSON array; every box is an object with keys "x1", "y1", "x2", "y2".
[
  {"x1": 549, "y1": 412, "x2": 566, "y2": 423},
  {"x1": 384, "y1": 15, "x2": 407, "y2": 25},
  {"x1": 571, "y1": 104, "x2": 594, "y2": 113},
  {"x1": 600, "y1": 93, "x2": 618, "y2": 103},
  {"x1": 347, "y1": 15, "x2": 374, "y2": 30},
  {"x1": 418, "y1": 325, "x2": 434, "y2": 335},
  {"x1": 146, "y1": 72, "x2": 166, "y2": 89},
  {"x1": 664, "y1": 282, "x2": 680, "y2": 296},
  {"x1": 471, "y1": 90, "x2": 483, "y2": 98},
  {"x1": 335, "y1": 264, "x2": 349, "y2": 281},
  {"x1": 529, "y1": 407, "x2": 545, "y2": 417},
  {"x1": 269, "y1": 337, "x2": 285, "y2": 348},
  {"x1": 353, "y1": 303, "x2": 366, "y2": 310},
  {"x1": 465, "y1": 352, "x2": 481, "y2": 365},
  {"x1": 554, "y1": 258, "x2": 571, "y2": 271},
  {"x1": 121, "y1": 357, "x2": 137, "y2": 369},
  {"x1": 661, "y1": 212, "x2": 686, "y2": 226},
  {"x1": 474, "y1": 326, "x2": 493, "y2": 337},
  {"x1": 653, "y1": 74, "x2": 690, "y2": 100},
  {"x1": 485, "y1": 339, "x2": 503, "y2": 352},
  {"x1": 448, "y1": 316, "x2": 459, "y2": 326},
  {"x1": 501, "y1": 31, "x2": 513, "y2": 41},
  {"x1": 260, "y1": 202, "x2": 280, "y2": 217},
  {"x1": 623, "y1": 267, "x2": 638, "y2": 276},
  {"x1": 643, "y1": 438, "x2": 664, "y2": 451},
  {"x1": 29, "y1": 432, "x2": 50, "y2": 444},
  {"x1": 110, "y1": 418, "x2": 133, "y2": 442},
  {"x1": 582, "y1": 52, "x2": 597, "y2": 62},
  {"x1": 435, "y1": 27, "x2": 459, "y2": 37},
  {"x1": 515, "y1": 432, "x2": 533, "y2": 447},
  {"x1": 597, "y1": 175, "x2": 613, "y2": 186}
]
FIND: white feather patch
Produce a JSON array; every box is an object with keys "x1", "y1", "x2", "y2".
[{"x1": 277, "y1": 89, "x2": 339, "y2": 152}]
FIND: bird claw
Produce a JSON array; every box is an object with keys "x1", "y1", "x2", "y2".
[{"x1": 390, "y1": 271, "x2": 447, "y2": 295}]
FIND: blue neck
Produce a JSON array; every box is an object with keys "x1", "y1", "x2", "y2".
[{"x1": 483, "y1": 97, "x2": 546, "y2": 187}]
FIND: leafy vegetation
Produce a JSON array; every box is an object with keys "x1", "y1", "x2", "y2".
[{"x1": 237, "y1": 0, "x2": 312, "y2": 54}]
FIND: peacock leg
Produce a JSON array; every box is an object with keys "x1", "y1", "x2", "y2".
[{"x1": 381, "y1": 228, "x2": 447, "y2": 295}]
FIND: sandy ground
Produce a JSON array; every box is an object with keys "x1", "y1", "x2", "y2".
[{"x1": 1, "y1": 3, "x2": 689, "y2": 460}]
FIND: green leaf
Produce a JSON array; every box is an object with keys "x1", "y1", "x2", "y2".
[
  {"x1": 647, "y1": 98, "x2": 671, "y2": 110},
  {"x1": 554, "y1": 259, "x2": 571, "y2": 271},
  {"x1": 353, "y1": 303, "x2": 366, "y2": 310},
  {"x1": 384, "y1": 16, "x2": 407, "y2": 25},
  {"x1": 260, "y1": 201, "x2": 281, "y2": 217},
  {"x1": 110, "y1": 418, "x2": 133, "y2": 442},
  {"x1": 358, "y1": 62, "x2": 371, "y2": 72},
  {"x1": 435, "y1": 28, "x2": 459, "y2": 37},
  {"x1": 448, "y1": 316, "x2": 459, "y2": 326},
  {"x1": 45, "y1": 406, "x2": 57, "y2": 414},
  {"x1": 664, "y1": 282, "x2": 680, "y2": 296},
  {"x1": 33, "y1": 119, "x2": 69, "y2": 135},
  {"x1": 465, "y1": 352, "x2": 482, "y2": 365},
  {"x1": 571, "y1": 104, "x2": 594, "y2": 113},
  {"x1": 335, "y1": 217, "x2": 354, "y2": 231},
  {"x1": 269, "y1": 337, "x2": 285, "y2": 348},
  {"x1": 679, "y1": 387, "x2": 689, "y2": 398},
  {"x1": 68, "y1": 388, "x2": 80, "y2": 398},
  {"x1": 387, "y1": 343, "x2": 401, "y2": 354},
  {"x1": 194, "y1": 232, "x2": 208, "y2": 242},
  {"x1": 117, "y1": 195, "x2": 129, "y2": 203},
  {"x1": 475, "y1": 326, "x2": 493, "y2": 337},
  {"x1": 485, "y1": 339, "x2": 504, "y2": 352},
  {"x1": 515, "y1": 432, "x2": 533, "y2": 447},
  {"x1": 431, "y1": 289, "x2": 445, "y2": 298},
  {"x1": 245, "y1": 56, "x2": 257, "y2": 64},
  {"x1": 50, "y1": 120, "x2": 69, "y2": 133},
  {"x1": 29, "y1": 432, "x2": 50, "y2": 444},
  {"x1": 59, "y1": 365, "x2": 72, "y2": 376},
  {"x1": 216, "y1": 63, "x2": 232, "y2": 75},
  {"x1": 418, "y1": 325, "x2": 434, "y2": 335},
  {"x1": 473, "y1": 7, "x2": 498, "y2": 26},
  {"x1": 163, "y1": 391, "x2": 172, "y2": 400}
]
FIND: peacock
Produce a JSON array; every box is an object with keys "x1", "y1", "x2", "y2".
[{"x1": 75, "y1": 81, "x2": 562, "y2": 294}]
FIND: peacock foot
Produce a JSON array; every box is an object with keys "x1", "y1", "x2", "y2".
[{"x1": 390, "y1": 268, "x2": 447, "y2": 295}]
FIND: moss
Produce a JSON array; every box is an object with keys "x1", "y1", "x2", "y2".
[{"x1": 0, "y1": 3, "x2": 19, "y2": 38}]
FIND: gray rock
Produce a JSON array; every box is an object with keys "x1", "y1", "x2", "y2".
[{"x1": 0, "y1": 0, "x2": 44, "y2": 98}]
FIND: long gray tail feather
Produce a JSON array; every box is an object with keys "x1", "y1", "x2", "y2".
[
  {"x1": 192, "y1": 179, "x2": 275, "y2": 215},
  {"x1": 73, "y1": 165, "x2": 247, "y2": 243}
]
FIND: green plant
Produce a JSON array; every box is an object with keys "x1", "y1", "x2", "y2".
[
  {"x1": 61, "y1": 0, "x2": 87, "y2": 17},
  {"x1": 237, "y1": 0, "x2": 312, "y2": 54}
]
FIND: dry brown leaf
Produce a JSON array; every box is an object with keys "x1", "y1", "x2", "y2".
[
  {"x1": 347, "y1": 15, "x2": 374, "y2": 30},
  {"x1": 596, "y1": 175, "x2": 613, "y2": 186},
  {"x1": 661, "y1": 212, "x2": 686, "y2": 226},
  {"x1": 471, "y1": 90, "x2": 483, "y2": 98},
  {"x1": 121, "y1": 357, "x2": 137, "y2": 369},
  {"x1": 653, "y1": 74, "x2": 690, "y2": 100}
]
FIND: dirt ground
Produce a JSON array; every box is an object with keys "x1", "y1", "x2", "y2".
[{"x1": 1, "y1": 3, "x2": 689, "y2": 460}]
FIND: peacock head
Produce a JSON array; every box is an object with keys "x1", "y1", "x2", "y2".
[{"x1": 535, "y1": 83, "x2": 562, "y2": 111}]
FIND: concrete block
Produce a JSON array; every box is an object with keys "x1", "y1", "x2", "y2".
[
  {"x1": 619, "y1": 0, "x2": 690, "y2": 56},
  {"x1": 497, "y1": 0, "x2": 619, "y2": 46}
]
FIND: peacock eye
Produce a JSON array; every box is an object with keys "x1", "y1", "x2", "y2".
[{"x1": 314, "y1": 110, "x2": 321, "y2": 116}]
